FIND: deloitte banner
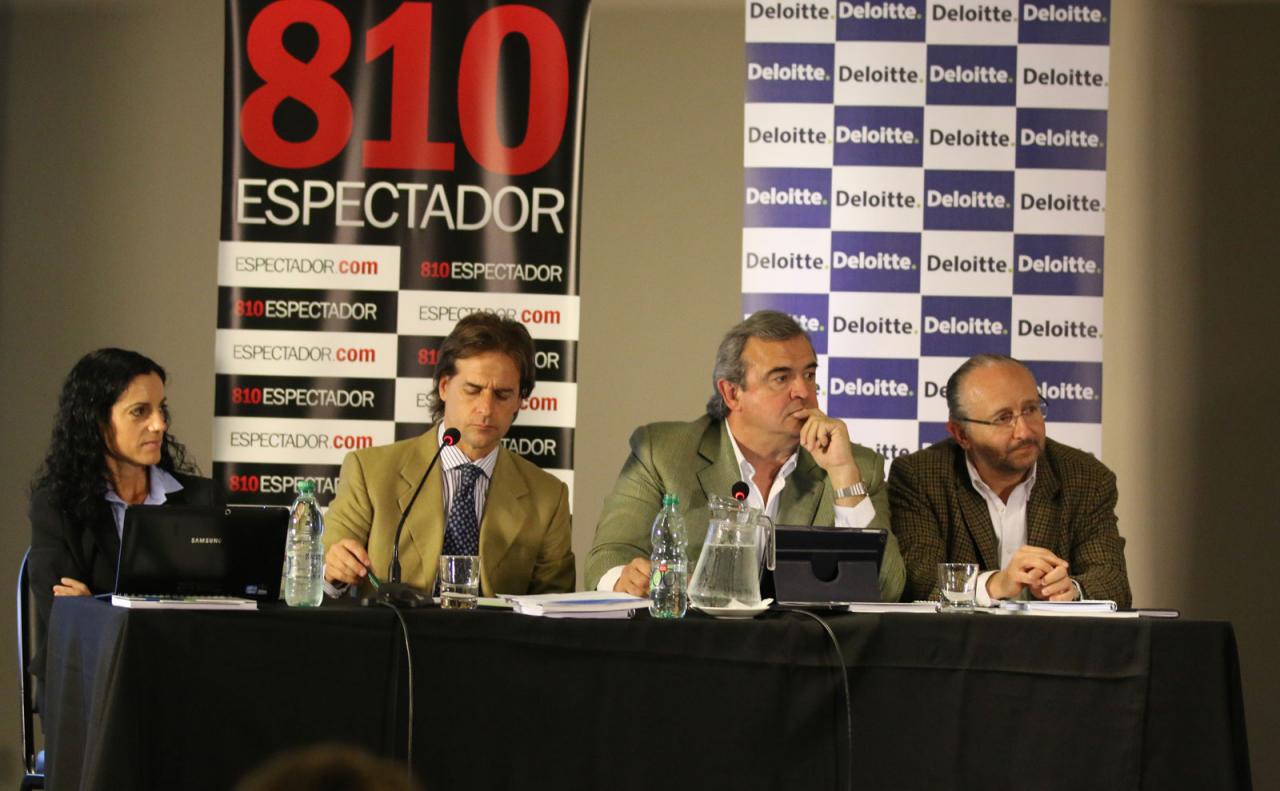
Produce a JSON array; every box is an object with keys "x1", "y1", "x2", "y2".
[
  {"x1": 216, "y1": 0, "x2": 590, "y2": 506},
  {"x1": 743, "y1": 0, "x2": 1108, "y2": 463}
]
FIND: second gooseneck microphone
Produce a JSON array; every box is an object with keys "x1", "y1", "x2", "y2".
[
  {"x1": 390, "y1": 426, "x2": 461, "y2": 583},
  {"x1": 371, "y1": 427, "x2": 461, "y2": 608}
]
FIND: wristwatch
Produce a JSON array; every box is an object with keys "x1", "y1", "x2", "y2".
[{"x1": 833, "y1": 482, "x2": 867, "y2": 499}]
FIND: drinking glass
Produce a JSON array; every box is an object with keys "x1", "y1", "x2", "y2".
[
  {"x1": 439, "y1": 555, "x2": 480, "y2": 610},
  {"x1": 937, "y1": 563, "x2": 979, "y2": 612}
]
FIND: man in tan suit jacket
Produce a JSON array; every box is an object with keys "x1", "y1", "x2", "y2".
[{"x1": 323, "y1": 314, "x2": 574, "y2": 597}]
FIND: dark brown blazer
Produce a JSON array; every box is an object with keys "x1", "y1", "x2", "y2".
[{"x1": 888, "y1": 437, "x2": 1131, "y2": 607}]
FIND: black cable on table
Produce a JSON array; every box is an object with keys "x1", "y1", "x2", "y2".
[
  {"x1": 377, "y1": 601, "x2": 416, "y2": 783},
  {"x1": 777, "y1": 608, "x2": 853, "y2": 791}
]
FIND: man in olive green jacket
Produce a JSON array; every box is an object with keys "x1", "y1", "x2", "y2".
[{"x1": 586, "y1": 311, "x2": 905, "y2": 602}]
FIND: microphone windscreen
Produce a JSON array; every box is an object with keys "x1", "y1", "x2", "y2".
[
  {"x1": 731, "y1": 481, "x2": 750, "y2": 501},
  {"x1": 442, "y1": 427, "x2": 462, "y2": 446}
]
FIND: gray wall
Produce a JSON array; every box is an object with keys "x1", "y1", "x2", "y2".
[{"x1": 1, "y1": 0, "x2": 1276, "y2": 784}]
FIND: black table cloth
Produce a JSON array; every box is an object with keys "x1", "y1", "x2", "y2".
[{"x1": 43, "y1": 598, "x2": 1251, "y2": 791}]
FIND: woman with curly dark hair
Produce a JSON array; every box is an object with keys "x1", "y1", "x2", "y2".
[{"x1": 28, "y1": 348, "x2": 219, "y2": 682}]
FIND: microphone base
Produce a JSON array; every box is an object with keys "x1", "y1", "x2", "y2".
[{"x1": 364, "y1": 582, "x2": 436, "y2": 609}]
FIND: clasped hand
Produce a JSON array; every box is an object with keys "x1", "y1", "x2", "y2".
[{"x1": 987, "y1": 545, "x2": 1076, "y2": 601}]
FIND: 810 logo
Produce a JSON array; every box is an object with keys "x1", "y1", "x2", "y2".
[{"x1": 240, "y1": 0, "x2": 570, "y2": 174}]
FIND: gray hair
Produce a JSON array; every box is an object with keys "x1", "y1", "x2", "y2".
[
  {"x1": 706, "y1": 310, "x2": 809, "y2": 419},
  {"x1": 945, "y1": 354, "x2": 1035, "y2": 420}
]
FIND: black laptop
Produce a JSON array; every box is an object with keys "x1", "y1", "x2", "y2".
[
  {"x1": 112, "y1": 504, "x2": 290, "y2": 608},
  {"x1": 772, "y1": 526, "x2": 888, "y2": 605}
]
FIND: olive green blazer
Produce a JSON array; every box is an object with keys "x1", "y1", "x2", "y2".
[{"x1": 585, "y1": 415, "x2": 906, "y2": 602}]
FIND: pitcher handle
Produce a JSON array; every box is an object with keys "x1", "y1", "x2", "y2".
[{"x1": 761, "y1": 514, "x2": 775, "y2": 571}]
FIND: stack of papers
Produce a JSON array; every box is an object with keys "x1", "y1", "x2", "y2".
[
  {"x1": 998, "y1": 600, "x2": 1136, "y2": 618},
  {"x1": 111, "y1": 594, "x2": 258, "y2": 611},
  {"x1": 501, "y1": 591, "x2": 648, "y2": 619},
  {"x1": 845, "y1": 602, "x2": 940, "y2": 614}
]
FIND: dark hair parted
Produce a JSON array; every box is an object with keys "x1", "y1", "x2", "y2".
[
  {"x1": 706, "y1": 310, "x2": 810, "y2": 419},
  {"x1": 427, "y1": 313, "x2": 537, "y2": 422},
  {"x1": 945, "y1": 353, "x2": 1036, "y2": 420},
  {"x1": 31, "y1": 348, "x2": 197, "y2": 528}
]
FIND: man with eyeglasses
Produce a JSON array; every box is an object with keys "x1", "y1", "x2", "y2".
[{"x1": 889, "y1": 354, "x2": 1131, "y2": 607}]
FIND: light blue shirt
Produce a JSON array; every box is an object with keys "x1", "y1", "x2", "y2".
[{"x1": 103, "y1": 466, "x2": 184, "y2": 539}]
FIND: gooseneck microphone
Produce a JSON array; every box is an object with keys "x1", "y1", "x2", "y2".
[
  {"x1": 731, "y1": 481, "x2": 750, "y2": 501},
  {"x1": 371, "y1": 426, "x2": 461, "y2": 608}
]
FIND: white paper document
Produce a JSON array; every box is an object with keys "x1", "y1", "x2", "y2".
[
  {"x1": 845, "y1": 602, "x2": 941, "y2": 614},
  {"x1": 111, "y1": 594, "x2": 258, "y2": 611},
  {"x1": 501, "y1": 591, "x2": 648, "y2": 618},
  {"x1": 998, "y1": 600, "x2": 1137, "y2": 617}
]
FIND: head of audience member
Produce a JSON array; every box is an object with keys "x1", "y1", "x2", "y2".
[
  {"x1": 233, "y1": 744, "x2": 424, "y2": 791},
  {"x1": 706, "y1": 310, "x2": 819, "y2": 451},
  {"x1": 426, "y1": 312, "x2": 537, "y2": 459},
  {"x1": 32, "y1": 348, "x2": 195, "y2": 525},
  {"x1": 945, "y1": 354, "x2": 1047, "y2": 487}
]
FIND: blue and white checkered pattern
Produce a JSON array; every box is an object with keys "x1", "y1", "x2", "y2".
[{"x1": 743, "y1": 0, "x2": 1109, "y2": 462}]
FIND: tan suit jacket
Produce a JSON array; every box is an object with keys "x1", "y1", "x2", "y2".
[{"x1": 324, "y1": 428, "x2": 574, "y2": 596}]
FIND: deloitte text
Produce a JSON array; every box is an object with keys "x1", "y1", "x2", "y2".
[
  {"x1": 829, "y1": 377, "x2": 912, "y2": 397},
  {"x1": 924, "y1": 316, "x2": 1006, "y2": 335}
]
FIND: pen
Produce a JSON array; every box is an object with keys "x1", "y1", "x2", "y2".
[{"x1": 365, "y1": 565, "x2": 382, "y2": 590}]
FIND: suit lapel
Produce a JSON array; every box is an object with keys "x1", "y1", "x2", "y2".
[
  {"x1": 951, "y1": 445, "x2": 1001, "y2": 570},
  {"x1": 693, "y1": 421, "x2": 828, "y2": 525},
  {"x1": 695, "y1": 421, "x2": 742, "y2": 507},
  {"x1": 1026, "y1": 449, "x2": 1062, "y2": 552},
  {"x1": 778, "y1": 451, "x2": 827, "y2": 526},
  {"x1": 88, "y1": 506, "x2": 120, "y2": 580},
  {"x1": 478, "y1": 448, "x2": 528, "y2": 594},
  {"x1": 400, "y1": 431, "x2": 446, "y2": 586}
]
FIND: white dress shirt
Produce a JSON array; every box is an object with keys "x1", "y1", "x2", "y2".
[{"x1": 965, "y1": 457, "x2": 1036, "y2": 607}]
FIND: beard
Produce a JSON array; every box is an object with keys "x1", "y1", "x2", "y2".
[{"x1": 976, "y1": 436, "x2": 1044, "y2": 477}]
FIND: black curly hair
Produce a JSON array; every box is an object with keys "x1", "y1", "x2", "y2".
[{"x1": 31, "y1": 348, "x2": 198, "y2": 529}]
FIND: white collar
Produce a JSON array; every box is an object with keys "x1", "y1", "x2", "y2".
[{"x1": 724, "y1": 420, "x2": 799, "y2": 487}]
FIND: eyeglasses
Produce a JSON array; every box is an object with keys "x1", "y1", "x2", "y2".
[{"x1": 958, "y1": 401, "x2": 1048, "y2": 430}]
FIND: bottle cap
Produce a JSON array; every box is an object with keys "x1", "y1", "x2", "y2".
[
  {"x1": 662, "y1": 493, "x2": 678, "y2": 506},
  {"x1": 296, "y1": 480, "x2": 317, "y2": 495}
]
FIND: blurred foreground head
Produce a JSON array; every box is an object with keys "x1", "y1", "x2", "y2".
[{"x1": 234, "y1": 744, "x2": 424, "y2": 791}]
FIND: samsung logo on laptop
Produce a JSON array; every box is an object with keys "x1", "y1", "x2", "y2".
[{"x1": 191, "y1": 537, "x2": 223, "y2": 545}]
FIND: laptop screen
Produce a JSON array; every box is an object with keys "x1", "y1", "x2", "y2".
[{"x1": 115, "y1": 505, "x2": 289, "y2": 599}]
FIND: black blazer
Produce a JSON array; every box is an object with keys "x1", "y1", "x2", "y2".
[{"x1": 27, "y1": 472, "x2": 220, "y2": 679}]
